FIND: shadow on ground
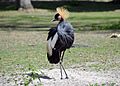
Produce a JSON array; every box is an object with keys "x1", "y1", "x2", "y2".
[
  {"x1": 26, "y1": 72, "x2": 52, "y2": 80},
  {"x1": 32, "y1": 1, "x2": 120, "y2": 12},
  {"x1": 0, "y1": 1, "x2": 120, "y2": 12}
]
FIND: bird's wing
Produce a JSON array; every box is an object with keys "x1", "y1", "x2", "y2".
[
  {"x1": 47, "y1": 28, "x2": 57, "y2": 40},
  {"x1": 47, "y1": 28, "x2": 58, "y2": 56},
  {"x1": 57, "y1": 22, "x2": 74, "y2": 48}
]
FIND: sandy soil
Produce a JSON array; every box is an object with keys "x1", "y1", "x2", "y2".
[
  {"x1": 0, "y1": 68, "x2": 120, "y2": 86},
  {"x1": 41, "y1": 69, "x2": 120, "y2": 86}
]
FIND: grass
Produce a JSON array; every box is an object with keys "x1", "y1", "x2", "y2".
[
  {"x1": 89, "y1": 82, "x2": 116, "y2": 86},
  {"x1": 0, "y1": 10, "x2": 120, "y2": 74},
  {"x1": 66, "y1": 31, "x2": 120, "y2": 70},
  {"x1": 0, "y1": 31, "x2": 120, "y2": 73},
  {"x1": 0, "y1": 31, "x2": 48, "y2": 73},
  {"x1": 70, "y1": 12, "x2": 120, "y2": 30},
  {"x1": 0, "y1": 10, "x2": 120, "y2": 31}
]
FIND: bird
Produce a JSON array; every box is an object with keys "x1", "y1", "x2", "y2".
[{"x1": 47, "y1": 7, "x2": 74, "y2": 79}]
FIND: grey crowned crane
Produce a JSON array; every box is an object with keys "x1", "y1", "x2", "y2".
[{"x1": 47, "y1": 7, "x2": 74, "y2": 79}]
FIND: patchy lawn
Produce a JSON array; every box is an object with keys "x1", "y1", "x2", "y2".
[
  {"x1": 0, "y1": 10, "x2": 120, "y2": 86},
  {"x1": 0, "y1": 10, "x2": 120, "y2": 31},
  {"x1": 0, "y1": 30, "x2": 120, "y2": 86}
]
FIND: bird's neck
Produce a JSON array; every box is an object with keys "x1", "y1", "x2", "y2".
[
  {"x1": 59, "y1": 19, "x2": 64, "y2": 24},
  {"x1": 59, "y1": 18, "x2": 64, "y2": 23}
]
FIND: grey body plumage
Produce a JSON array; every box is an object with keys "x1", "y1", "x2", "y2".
[
  {"x1": 47, "y1": 21, "x2": 74, "y2": 64},
  {"x1": 57, "y1": 21, "x2": 74, "y2": 49},
  {"x1": 47, "y1": 7, "x2": 74, "y2": 79}
]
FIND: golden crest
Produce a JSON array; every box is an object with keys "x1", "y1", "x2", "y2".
[{"x1": 56, "y1": 7, "x2": 69, "y2": 20}]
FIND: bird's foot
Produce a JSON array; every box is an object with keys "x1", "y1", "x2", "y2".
[
  {"x1": 65, "y1": 76, "x2": 69, "y2": 79},
  {"x1": 61, "y1": 77, "x2": 63, "y2": 80},
  {"x1": 60, "y1": 77, "x2": 68, "y2": 79}
]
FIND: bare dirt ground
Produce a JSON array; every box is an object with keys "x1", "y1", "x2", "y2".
[{"x1": 0, "y1": 68, "x2": 120, "y2": 86}]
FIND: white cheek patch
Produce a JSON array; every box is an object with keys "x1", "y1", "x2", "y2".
[
  {"x1": 58, "y1": 16, "x2": 62, "y2": 20},
  {"x1": 47, "y1": 33, "x2": 58, "y2": 56}
]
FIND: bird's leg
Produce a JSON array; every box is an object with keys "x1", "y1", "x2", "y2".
[
  {"x1": 60, "y1": 61, "x2": 63, "y2": 79},
  {"x1": 59, "y1": 51, "x2": 63, "y2": 79},
  {"x1": 60, "y1": 51, "x2": 68, "y2": 79},
  {"x1": 61, "y1": 50, "x2": 65, "y2": 62},
  {"x1": 61, "y1": 63, "x2": 68, "y2": 79}
]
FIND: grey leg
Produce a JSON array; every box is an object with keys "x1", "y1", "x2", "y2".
[
  {"x1": 61, "y1": 51, "x2": 65, "y2": 62},
  {"x1": 60, "y1": 50, "x2": 68, "y2": 79},
  {"x1": 61, "y1": 63, "x2": 68, "y2": 79},
  {"x1": 60, "y1": 62, "x2": 63, "y2": 79}
]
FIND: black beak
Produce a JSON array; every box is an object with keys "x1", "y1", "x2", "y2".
[{"x1": 52, "y1": 19, "x2": 56, "y2": 22}]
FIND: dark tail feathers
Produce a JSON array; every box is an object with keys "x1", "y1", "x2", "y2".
[{"x1": 47, "y1": 49, "x2": 60, "y2": 64}]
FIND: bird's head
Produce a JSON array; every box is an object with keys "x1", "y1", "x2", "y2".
[
  {"x1": 52, "y1": 13, "x2": 63, "y2": 22},
  {"x1": 52, "y1": 7, "x2": 69, "y2": 22}
]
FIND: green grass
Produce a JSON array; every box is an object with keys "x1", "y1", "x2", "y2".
[
  {"x1": 0, "y1": 31, "x2": 120, "y2": 73},
  {"x1": 0, "y1": 31, "x2": 49, "y2": 73},
  {"x1": 89, "y1": 82, "x2": 116, "y2": 86},
  {"x1": 70, "y1": 12, "x2": 120, "y2": 30},
  {"x1": 0, "y1": 10, "x2": 120, "y2": 73},
  {"x1": 0, "y1": 10, "x2": 120, "y2": 31}
]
